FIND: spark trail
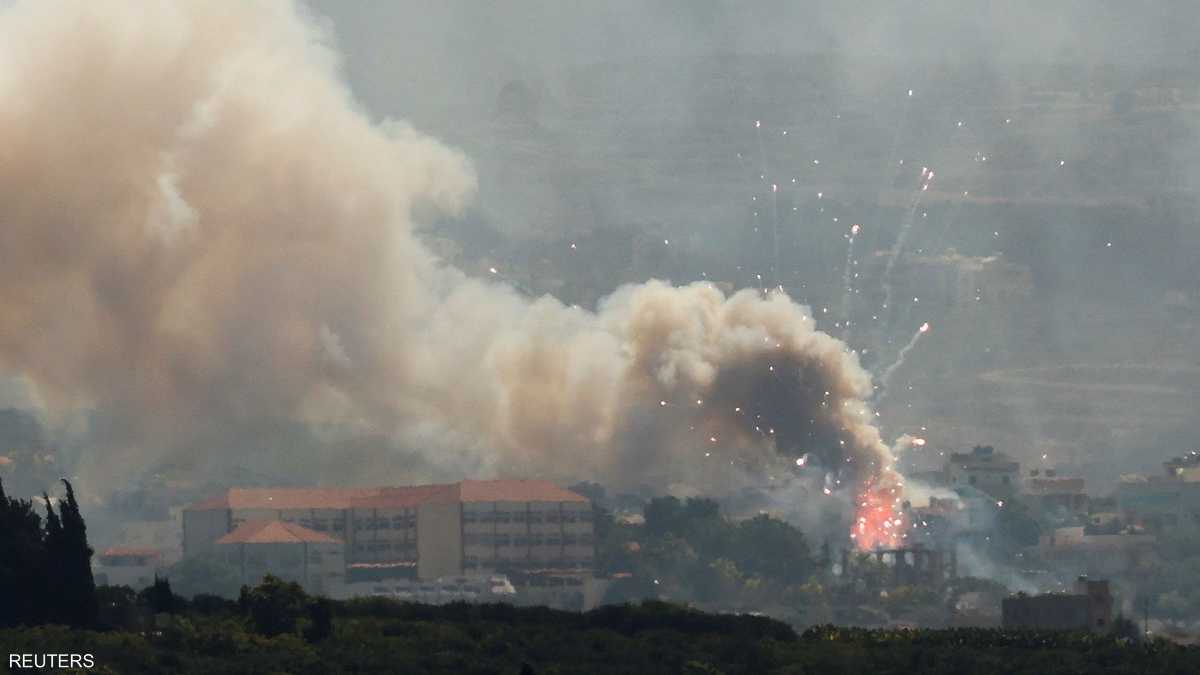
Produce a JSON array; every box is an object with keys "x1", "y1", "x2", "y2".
[
  {"x1": 881, "y1": 167, "x2": 935, "y2": 328},
  {"x1": 877, "y1": 321, "x2": 930, "y2": 405},
  {"x1": 840, "y1": 223, "x2": 861, "y2": 338}
]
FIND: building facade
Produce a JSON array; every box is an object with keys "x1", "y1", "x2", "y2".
[
  {"x1": 1118, "y1": 453, "x2": 1200, "y2": 533},
  {"x1": 1002, "y1": 577, "x2": 1113, "y2": 632},
  {"x1": 945, "y1": 446, "x2": 1019, "y2": 499},
  {"x1": 1025, "y1": 472, "x2": 1089, "y2": 520},
  {"x1": 183, "y1": 480, "x2": 594, "y2": 602}
]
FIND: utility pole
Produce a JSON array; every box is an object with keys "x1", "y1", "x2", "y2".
[{"x1": 1143, "y1": 596, "x2": 1150, "y2": 639}]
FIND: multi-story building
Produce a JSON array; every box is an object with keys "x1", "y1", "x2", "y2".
[
  {"x1": 183, "y1": 480, "x2": 596, "y2": 604},
  {"x1": 1024, "y1": 471, "x2": 1089, "y2": 520},
  {"x1": 1118, "y1": 452, "x2": 1200, "y2": 532},
  {"x1": 944, "y1": 446, "x2": 1019, "y2": 499},
  {"x1": 1036, "y1": 526, "x2": 1156, "y2": 578}
]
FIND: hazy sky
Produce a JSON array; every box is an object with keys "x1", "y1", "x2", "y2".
[{"x1": 1, "y1": 0, "x2": 1198, "y2": 500}]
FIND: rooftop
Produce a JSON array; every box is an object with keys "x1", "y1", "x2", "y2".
[
  {"x1": 948, "y1": 446, "x2": 1018, "y2": 470},
  {"x1": 349, "y1": 484, "x2": 458, "y2": 509},
  {"x1": 216, "y1": 520, "x2": 342, "y2": 545},
  {"x1": 457, "y1": 479, "x2": 588, "y2": 504},
  {"x1": 187, "y1": 479, "x2": 588, "y2": 512},
  {"x1": 1026, "y1": 478, "x2": 1086, "y2": 495}
]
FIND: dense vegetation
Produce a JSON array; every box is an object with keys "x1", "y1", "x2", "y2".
[
  {"x1": 6, "y1": 479, "x2": 1200, "y2": 672},
  {"x1": 594, "y1": 495, "x2": 1011, "y2": 628},
  {"x1": 3, "y1": 582, "x2": 1197, "y2": 674},
  {"x1": 597, "y1": 496, "x2": 821, "y2": 610},
  {"x1": 0, "y1": 477, "x2": 97, "y2": 629}
]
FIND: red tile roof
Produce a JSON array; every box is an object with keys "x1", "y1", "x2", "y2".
[
  {"x1": 349, "y1": 484, "x2": 458, "y2": 509},
  {"x1": 187, "y1": 480, "x2": 588, "y2": 512},
  {"x1": 195, "y1": 487, "x2": 378, "y2": 511},
  {"x1": 457, "y1": 480, "x2": 587, "y2": 504},
  {"x1": 215, "y1": 520, "x2": 341, "y2": 545}
]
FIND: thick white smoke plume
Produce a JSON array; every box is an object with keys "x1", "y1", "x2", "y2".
[{"x1": 0, "y1": 0, "x2": 897, "y2": 495}]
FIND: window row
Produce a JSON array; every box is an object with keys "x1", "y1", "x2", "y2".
[
  {"x1": 464, "y1": 533, "x2": 594, "y2": 547},
  {"x1": 353, "y1": 516, "x2": 416, "y2": 531},
  {"x1": 462, "y1": 511, "x2": 588, "y2": 524},
  {"x1": 463, "y1": 555, "x2": 594, "y2": 567},
  {"x1": 353, "y1": 541, "x2": 417, "y2": 554},
  {"x1": 293, "y1": 518, "x2": 345, "y2": 532}
]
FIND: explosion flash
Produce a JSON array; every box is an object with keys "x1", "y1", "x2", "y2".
[{"x1": 853, "y1": 475, "x2": 907, "y2": 550}]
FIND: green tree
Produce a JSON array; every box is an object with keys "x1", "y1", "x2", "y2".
[
  {"x1": 56, "y1": 480, "x2": 99, "y2": 627},
  {"x1": 303, "y1": 598, "x2": 333, "y2": 643},
  {"x1": 644, "y1": 496, "x2": 684, "y2": 536},
  {"x1": 42, "y1": 491, "x2": 68, "y2": 624},
  {"x1": 139, "y1": 575, "x2": 181, "y2": 614},
  {"x1": 732, "y1": 514, "x2": 813, "y2": 584},
  {"x1": 644, "y1": 496, "x2": 720, "y2": 537},
  {"x1": 0, "y1": 477, "x2": 49, "y2": 626},
  {"x1": 240, "y1": 575, "x2": 309, "y2": 637},
  {"x1": 994, "y1": 499, "x2": 1041, "y2": 548}
]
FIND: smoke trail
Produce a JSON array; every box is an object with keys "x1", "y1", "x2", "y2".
[
  {"x1": 839, "y1": 224, "x2": 861, "y2": 338},
  {"x1": 770, "y1": 182, "x2": 781, "y2": 289},
  {"x1": 0, "y1": 1, "x2": 901, "y2": 505},
  {"x1": 877, "y1": 322, "x2": 930, "y2": 404},
  {"x1": 751, "y1": 119, "x2": 780, "y2": 290},
  {"x1": 880, "y1": 167, "x2": 934, "y2": 323}
]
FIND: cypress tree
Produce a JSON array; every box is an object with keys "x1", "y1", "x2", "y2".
[
  {"x1": 140, "y1": 574, "x2": 178, "y2": 614},
  {"x1": 0, "y1": 478, "x2": 48, "y2": 626},
  {"x1": 42, "y1": 491, "x2": 67, "y2": 624},
  {"x1": 58, "y1": 479, "x2": 99, "y2": 628}
]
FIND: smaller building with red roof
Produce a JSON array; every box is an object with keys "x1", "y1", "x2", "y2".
[
  {"x1": 215, "y1": 520, "x2": 345, "y2": 594},
  {"x1": 94, "y1": 546, "x2": 165, "y2": 590}
]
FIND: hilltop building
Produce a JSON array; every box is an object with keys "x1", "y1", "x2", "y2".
[
  {"x1": 183, "y1": 480, "x2": 596, "y2": 606},
  {"x1": 1036, "y1": 526, "x2": 1156, "y2": 578},
  {"x1": 945, "y1": 446, "x2": 1020, "y2": 499},
  {"x1": 1118, "y1": 452, "x2": 1200, "y2": 532},
  {"x1": 1025, "y1": 470, "x2": 1089, "y2": 520}
]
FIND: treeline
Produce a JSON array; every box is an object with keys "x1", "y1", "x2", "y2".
[
  {"x1": 4, "y1": 576, "x2": 1200, "y2": 674},
  {"x1": 0, "y1": 477, "x2": 98, "y2": 628},
  {"x1": 597, "y1": 495, "x2": 823, "y2": 609}
]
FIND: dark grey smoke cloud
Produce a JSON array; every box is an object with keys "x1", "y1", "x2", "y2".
[
  {"x1": 2, "y1": 0, "x2": 1197, "y2": 505},
  {"x1": 0, "y1": 0, "x2": 903, "y2": 504},
  {"x1": 305, "y1": 0, "x2": 1200, "y2": 488}
]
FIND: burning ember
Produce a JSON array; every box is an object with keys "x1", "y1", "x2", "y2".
[{"x1": 852, "y1": 476, "x2": 907, "y2": 550}]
